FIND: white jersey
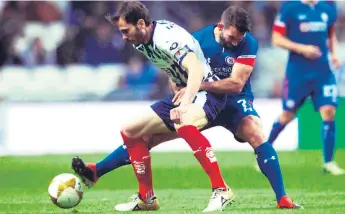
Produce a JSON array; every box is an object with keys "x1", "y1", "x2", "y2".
[{"x1": 135, "y1": 20, "x2": 213, "y2": 87}]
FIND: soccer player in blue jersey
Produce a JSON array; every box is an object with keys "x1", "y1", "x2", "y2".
[
  {"x1": 269, "y1": 0, "x2": 344, "y2": 175},
  {"x1": 72, "y1": 6, "x2": 302, "y2": 209}
]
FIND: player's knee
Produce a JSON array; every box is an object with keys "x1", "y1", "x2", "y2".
[
  {"x1": 121, "y1": 123, "x2": 140, "y2": 138},
  {"x1": 236, "y1": 116, "x2": 265, "y2": 148},
  {"x1": 248, "y1": 133, "x2": 265, "y2": 149},
  {"x1": 177, "y1": 105, "x2": 208, "y2": 129},
  {"x1": 280, "y1": 111, "x2": 296, "y2": 124},
  {"x1": 319, "y1": 105, "x2": 336, "y2": 121}
]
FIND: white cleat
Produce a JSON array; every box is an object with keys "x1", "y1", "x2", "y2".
[
  {"x1": 323, "y1": 161, "x2": 345, "y2": 175},
  {"x1": 202, "y1": 187, "x2": 235, "y2": 212},
  {"x1": 114, "y1": 194, "x2": 160, "y2": 212}
]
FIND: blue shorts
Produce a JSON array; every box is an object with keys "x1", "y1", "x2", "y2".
[
  {"x1": 282, "y1": 71, "x2": 338, "y2": 111},
  {"x1": 151, "y1": 91, "x2": 227, "y2": 131},
  {"x1": 208, "y1": 95, "x2": 260, "y2": 141}
]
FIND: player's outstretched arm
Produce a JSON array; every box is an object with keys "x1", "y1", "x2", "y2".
[
  {"x1": 272, "y1": 32, "x2": 304, "y2": 55},
  {"x1": 179, "y1": 52, "x2": 204, "y2": 106},
  {"x1": 200, "y1": 63, "x2": 253, "y2": 94}
]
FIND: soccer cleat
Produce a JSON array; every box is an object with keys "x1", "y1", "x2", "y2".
[
  {"x1": 277, "y1": 196, "x2": 303, "y2": 209},
  {"x1": 114, "y1": 194, "x2": 160, "y2": 211},
  {"x1": 71, "y1": 156, "x2": 98, "y2": 188},
  {"x1": 323, "y1": 161, "x2": 345, "y2": 175},
  {"x1": 202, "y1": 187, "x2": 235, "y2": 212}
]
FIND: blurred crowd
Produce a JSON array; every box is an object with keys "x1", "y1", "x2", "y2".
[{"x1": 0, "y1": 1, "x2": 345, "y2": 101}]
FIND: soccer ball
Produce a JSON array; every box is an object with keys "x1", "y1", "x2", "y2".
[{"x1": 48, "y1": 173, "x2": 83, "y2": 209}]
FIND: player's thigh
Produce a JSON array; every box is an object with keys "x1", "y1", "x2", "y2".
[
  {"x1": 224, "y1": 96, "x2": 264, "y2": 146},
  {"x1": 122, "y1": 101, "x2": 173, "y2": 138},
  {"x1": 312, "y1": 72, "x2": 338, "y2": 118},
  {"x1": 281, "y1": 75, "x2": 311, "y2": 112},
  {"x1": 175, "y1": 103, "x2": 208, "y2": 130},
  {"x1": 175, "y1": 91, "x2": 227, "y2": 130},
  {"x1": 212, "y1": 96, "x2": 262, "y2": 143}
]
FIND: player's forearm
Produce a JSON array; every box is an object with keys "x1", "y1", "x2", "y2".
[
  {"x1": 272, "y1": 32, "x2": 304, "y2": 54},
  {"x1": 328, "y1": 30, "x2": 338, "y2": 56},
  {"x1": 200, "y1": 78, "x2": 242, "y2": 94},
  {"x1": 182, "y1": 65, "x2": 204, "y2": 105}
]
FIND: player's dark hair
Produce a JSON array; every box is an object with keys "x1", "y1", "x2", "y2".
[
  {"x1": 221, "y1": 6, "x2": 251, "y2": 33},
  {"x1": 111, "y1": 1, "x2": 151, "y2": 26}
]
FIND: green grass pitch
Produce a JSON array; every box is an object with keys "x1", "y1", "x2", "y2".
[{"x1": 1, "y1": 150, "x2": 344, "y2": 213}]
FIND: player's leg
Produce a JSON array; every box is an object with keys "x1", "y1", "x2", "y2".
[
  {"x1": 174, "y1": 92, "x2": 234, "y2": 212},
  {"x1": 268, "y1": 76, "x2": 308, "y2": 145},
  {"x1": 71, "y1": 145, "x2": 130, "y2": 187},
  {"x1": 267, "y1": 110, "x2": 295, "y2": 144},
  {"x1": 72, "y1": 132, "x2": 179, "y2": 188},
  {"x1": 73, "y1": 102, "x2": 172, "y2": 211},
  {"x1": 313, "y1": 74, "x2": 344, "y2": 175},
  {"x1": 227, "y1": 97, "x2": 302, "y2": 209},
  {"x1": 114, "y1": 98, "x2": 186, "y2": 211}
]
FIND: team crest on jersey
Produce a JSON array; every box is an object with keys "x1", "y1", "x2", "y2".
[
  {"x1": 225, "y1": 56, "x2": 235, "y2": 65},
  {"x1": 321, "y1": 13, "x2": 328, "y2": 22}
]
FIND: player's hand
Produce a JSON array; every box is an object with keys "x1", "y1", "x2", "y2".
[
  {"x1": 172, "y1": 88, "x2": 186, "y2": 106},
  {"x1": 300, "y1": 45, "x2": 322, "y2": 59},
  {"x1": 331, "y1": 54, "x2": 341, "y2": 69},
  {"x1": 170, "y1": 105, "x2": 188, "y2": 125}
]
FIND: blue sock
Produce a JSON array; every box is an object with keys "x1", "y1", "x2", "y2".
[
  {"x1": 268, "y1": 120, "x2": 286, "y2": 145},
  {"x1": 322, "y1": 121, "x2": 336, "y2": 163},
  {"x1": 255, "y1": 142, "x2": 286, "y2": 202},
  {"x1": 95, "y1": 145, "x2": 131, "y2": 177}
]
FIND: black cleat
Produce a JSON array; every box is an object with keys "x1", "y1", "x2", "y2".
[{"x1": 71, "y1": 156, "x2": 98, "y2": 188}]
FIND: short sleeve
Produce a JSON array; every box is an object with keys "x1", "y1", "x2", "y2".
[
  {"x1": 156, "y1": 22, "x2": 196, "y2": 65},
  {"x1": 235, "y1": 36, "x2": 258, "y2": 67},
  {"x1": 272, "y1": 3, "x2": 291, "y2": 35}
]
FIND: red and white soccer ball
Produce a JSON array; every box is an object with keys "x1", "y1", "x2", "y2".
[{"x1": 48, "y1": 173, "x2": 83, "y2": 209}]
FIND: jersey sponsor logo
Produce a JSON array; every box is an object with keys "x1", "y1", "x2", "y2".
[
  {"x1": 299, "y1": 22, "x2": 327, "y2": 32},
  {"x1": 210, "y1": 67, "x2": 232, "y2": 78},
  {"x1": 225, "y1": 56, "x2": 235, "y2": 65}
]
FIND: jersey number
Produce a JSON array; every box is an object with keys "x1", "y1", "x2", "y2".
[
  {"x1": 323, "y1": 85, "x2": 337, "y2": 98},
  {"x1": 237, "y1": 99, "x2": 253, "y2": 112}
]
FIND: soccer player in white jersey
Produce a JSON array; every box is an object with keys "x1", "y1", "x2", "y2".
[{"x1": 96, "y1": 1, "x2": 233, "y2": 212}]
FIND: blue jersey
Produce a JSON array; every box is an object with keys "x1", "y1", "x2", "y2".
[
  {"x1": 273, "y1": 1, "x2": 336, "y2": 75},
  {"x1": 192, "y1": 26, "x2": 258, "y2": 98}
]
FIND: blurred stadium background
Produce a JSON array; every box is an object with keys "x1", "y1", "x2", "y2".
[{"x1": 0, "y1": 1, "x2": 344, "y2": 213}]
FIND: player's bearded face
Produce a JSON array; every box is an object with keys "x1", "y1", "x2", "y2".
[
  {"x1": 219, "y1": 25, "x2": 245, "y2": 49},
  {"x1": 131, "y1": 26, "x2": 146, "y2": 44},
  {"x1": 219, "y1": 32, "x2": 235, "y2": 49}
]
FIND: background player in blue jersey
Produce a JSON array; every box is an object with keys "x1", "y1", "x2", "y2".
[
  {"x1": 269, "y1": 0, "x2": 344, "y2": 175},
  {"x1": 72, "y1": 6, "x2": 302, "y2": 209}
]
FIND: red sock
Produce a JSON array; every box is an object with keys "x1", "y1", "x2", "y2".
[
  {"x1": 121, "y1": 132, "x2": 154, "y2": 201},
  {"x1": 177, "y1": 125, "x2": 226, "y2": 190}
]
